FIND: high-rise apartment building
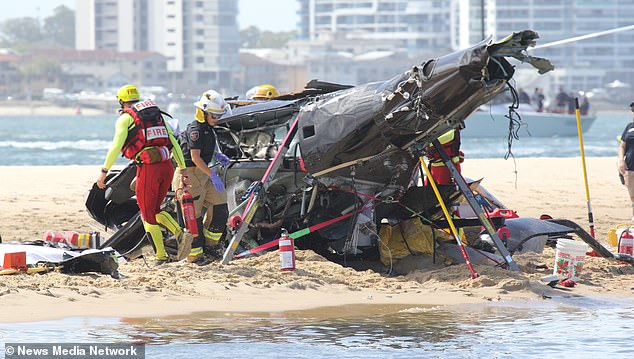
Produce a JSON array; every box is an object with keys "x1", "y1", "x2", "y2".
[
  {"x1": 297, "y1": 0, "x2": 455, "y2": 53},
  {"x1": 297, "y1": 0, "x2": 634, "y2": 94},
  {"x1": 75, "y1": 0, "x2": 240, "y2": 91},
  {"x1": 490, "y1": 0, "x2": 634, "y2": 91}
]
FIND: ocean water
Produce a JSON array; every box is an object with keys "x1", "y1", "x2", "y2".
[
  {"x1": 0, "y1": 111, "x2": 630, "y2": 166},
  {"x1": 2, "y1": 111, "x2": 634, "y2": 357},
  {"x1": 1, "y1": 298, "x2": 633, "y2": 358},
  {"x1": 460, "y1": 111, "x2": 628, "y2": 159}
]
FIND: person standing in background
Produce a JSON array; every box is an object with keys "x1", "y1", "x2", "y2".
[
  {"x1": 618, "y1": 101, "x2": 634, "y2": 221},
  {"x1": 532, "y1": 87, "x2": 545, "y2": 112},
  {"x1": 580, "y1": 95, "x2": 590, "y2": 116},
  {"x1": 518, "y1": 88, "x2": 531, "y2": 105},
  {"x1": 555, "y1": 86, "x2": 570, "y2": 113}
]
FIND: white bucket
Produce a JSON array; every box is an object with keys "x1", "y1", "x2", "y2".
[{"x1": 553, "y1": 238, "x2": 588, "y2": 282}]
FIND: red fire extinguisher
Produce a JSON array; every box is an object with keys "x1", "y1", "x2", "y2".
[
  {"x1": 279, "y1": 228, "x2": 295, "y2": 272},
  {"x1": 181, "y1": 189, "x2": 198, "y2": 236},
  {"x1": 619, "y1": 229, "x2": 634, "y2": 255}
]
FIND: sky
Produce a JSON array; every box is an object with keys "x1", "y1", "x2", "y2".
[{"x1": 0, "y1": 0, "x2": 299, "y2": 32}]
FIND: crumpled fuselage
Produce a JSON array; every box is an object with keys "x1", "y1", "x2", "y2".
[{"x1": 297, "y1": 30, "x2": 552, "y2": 183}]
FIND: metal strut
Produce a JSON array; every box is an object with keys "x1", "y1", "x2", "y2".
[
  {"x1": 430, "y1": 139, "x2": 520, "y2": 271},
  {"x1": 221, "y1": 115, "x2": 300, "y2": 264}
]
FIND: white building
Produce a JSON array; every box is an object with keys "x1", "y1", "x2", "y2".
[
  {"x1": 296, "y1": 0, "x2": 634, "y2": 96},
  {"x1": 297, "y1": 0, "x2": 455, "y2": 54},
  {"x1": 75, "y1": 0, "x2": 240, "y2": 92},
  {"x1": 493, "y1": 0, "x2": 634, "y2": 92}
]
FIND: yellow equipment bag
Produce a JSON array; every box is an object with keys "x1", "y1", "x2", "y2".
[{"x1": 378, "y1": 218, "x2": 453, "y2": 266}]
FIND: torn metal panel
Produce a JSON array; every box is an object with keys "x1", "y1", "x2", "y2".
[
  {"x1": 297, "y1": 30, "x2": 553, "y2": 178},
  {"x1": 220, "y1": 99, "x2": 300, "y2": 131}
]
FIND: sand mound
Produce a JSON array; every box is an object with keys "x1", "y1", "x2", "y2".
[{"x1": 2, "y1": 162, "x2": 634, "y2": 322}]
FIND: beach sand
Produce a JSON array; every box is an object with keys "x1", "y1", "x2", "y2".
[{"x1": 1, "y1": 158, "x2": 633, "y2": 323}]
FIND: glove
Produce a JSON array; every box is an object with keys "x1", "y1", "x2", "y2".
[
  {"x1": 210, "y1": 170, "x2": 225, "y2": 192},
  {"x1": 215, "y1": 152, "x2": 230, "y2": 167}
]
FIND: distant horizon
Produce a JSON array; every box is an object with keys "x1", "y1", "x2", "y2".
[{"x1": 0, "y1": 0, "x2": 298, "y2": 32}]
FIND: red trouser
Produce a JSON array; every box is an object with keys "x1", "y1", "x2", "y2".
[
  {"x1": 427, "y1": 162, "x2": 461, "y2": 185},
  {"x1": 135, "y1": 160, "x2": 174, "y2": 224}
]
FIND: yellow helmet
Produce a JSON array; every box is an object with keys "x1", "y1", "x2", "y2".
[
  {"x1": 116, "y1": 84, "x2": 140, "y2": 103},
  {"x1": 247, "y1": 84, "x2": 278, "y2": 100}
]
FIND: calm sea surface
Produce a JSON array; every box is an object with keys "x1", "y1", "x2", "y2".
[
  {"x1": 0, "y1": 111, "x2": 630, "y2": 166},
  {"x1": 1, "y1": 298, "x2": 633, "y2": 358}
]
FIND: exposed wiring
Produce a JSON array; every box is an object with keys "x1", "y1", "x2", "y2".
[
  {"x1": 503, "y1": 82, "x2": 523, "y2": 161},
  {"x1": 504, "y1": 82, "x2": 522, "y2": 189},
  {"x1": 343, "y1": 166, "x2": 360, "y2": 266}
]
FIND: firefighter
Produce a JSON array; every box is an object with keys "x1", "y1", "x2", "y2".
[
  {"x1": 425, "y1": 128, "x2": 465, "y2": 239},
  {"x1": 245, "y1": 84, "x2": 279, "y2": 100},
  {"x1": 425, "y1": 128, "x2": 464, "y2": 185},
  {"x1": 96, "y1": 84, "x2": 192, "y2": 265},
  {"x1": 172, "y1": 89, "x2": 230, "y2": 263}
]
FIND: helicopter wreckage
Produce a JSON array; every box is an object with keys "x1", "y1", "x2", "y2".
[{"x1": 86, "y1": 30, "x2": 631, "y2": 274}]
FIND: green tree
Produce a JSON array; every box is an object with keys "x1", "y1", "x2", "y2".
[
  {"x1": 19, "y1": 58, "x2": 62, "y2": 77},
  {"x1": 0, "y1": 17, "x2": 43, "y2": 46},
  {"x1": 240, "y1": 26, "x2": 261, "y2": 48},
  {"x1": 43, "y1": 5, "x2": 75, "y2": 48},
  {"x1": 240, "y1": 26, "x2": 297, "y2": 48},
  {"x1": 258, "y1": 30, "x2": 296, "y2": 48}
]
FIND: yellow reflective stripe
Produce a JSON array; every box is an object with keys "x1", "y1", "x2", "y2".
[
  {"x1": 189, "y1": 247, "x2": 203, "y2": 256},
  {"x1": 81, "y1": 234, "x2": 90, "y2": 248},
  {"x1": 204, "y1": 229, "x2": 222, "y2": 242},
  {"x1": 437, "y1": 130, "x2": 455, "y2": 144},
  {"x1": 430, "y1": 156, "x2": 460, "y2": 166}
]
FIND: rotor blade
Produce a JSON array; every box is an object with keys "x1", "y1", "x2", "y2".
[{"x1": 529, "y1": 24, "x2": 634, "y2": 51}]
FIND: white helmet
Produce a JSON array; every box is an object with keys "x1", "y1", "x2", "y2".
[{"x1": 193, "y1": 90, "x2": 227, "y2": 119}]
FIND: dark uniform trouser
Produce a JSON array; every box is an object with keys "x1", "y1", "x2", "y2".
[{"x1": 173, "y1": 166, "x2": 228, "y2": 256}]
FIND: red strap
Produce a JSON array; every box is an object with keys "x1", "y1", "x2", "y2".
[{"x1": 234, "y1": 202, "x2": 378, "y2": 258}]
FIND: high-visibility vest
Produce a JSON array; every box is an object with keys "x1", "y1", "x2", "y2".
[
  {"x1": 121, "y1": 99, "x2": 172, "y2": 160},
  {"x1": 426, "y1": 129, "x2": 462, "y2": 166}
]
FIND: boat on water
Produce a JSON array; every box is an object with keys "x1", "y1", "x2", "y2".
[{"x1": 462, "y1": 103, "x2": 597, "y2": 138}]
